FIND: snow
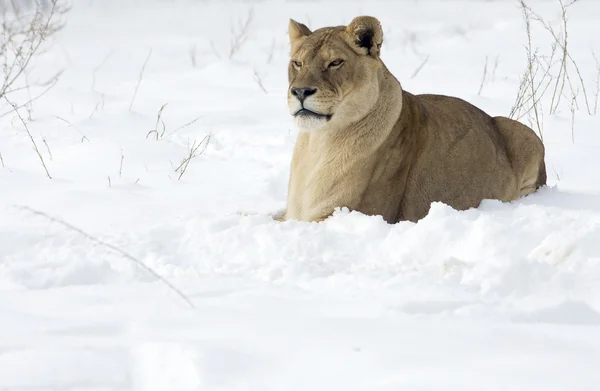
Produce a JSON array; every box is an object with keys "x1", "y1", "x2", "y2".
[{"x1": 1, "y1": 0, "x2": 600, "y2": 389}]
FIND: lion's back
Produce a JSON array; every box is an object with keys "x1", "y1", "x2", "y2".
[{"x1": 398, "y1": 93, "x2": 518, "y2": 221}]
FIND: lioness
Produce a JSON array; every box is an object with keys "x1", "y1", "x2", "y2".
[{"x1": 279, "y1": 16, "x2": 546, "y2": 223}]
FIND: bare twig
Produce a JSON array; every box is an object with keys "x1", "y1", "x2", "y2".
[
  {"x1": 547, "y1": 1, "x2": 570, "y2": 113},
  {"x1": 0, "y1": 0, "x2": 68, "y2": 117},
  {"x1": 410, "y1": 55, "x2": 429, "y2": 79},
  {"x1": 491, "y1": 55, "x2": 500, "y2": 82},
  {"x1": 146, "y1": 103, "x2": 168, "y2": 140},
  {"x1": 253, "y1": 69, "x2": 267, "y2": 94},
  {"x1": 88, "y1": 92, "x2": 106, "y2": 120},
  {"x1": 526, "y1": 53, "x2": 543, "y2": 141},
  {"x1": 266, "y1": 37, "x2": 276, "y2": 64},
  {"x1": 0, "y1": 70, "x2": 63, "y2": 118},
  {"x1": 15, "y1": 205, "x2": 195, "y2": 309},
  {"x1": 509, "y1": 69, "x2": 530, "y2": 119},
  {"x1": 570, "y1": 91, "x2": 576, "y2": 143},
  {"x1": 175, "y1": 134, "x2": 210, "y2": 180},
  {"x1": 0, "y1": 151, "x2": 4, "y2": 168},
  {"x1": 146, "y1": 103, "x2": 201, "y2": 140},
  {"x1": 128, "y1": 48, "x2": 152, "y2": 112},
  {"x1": 4, "y1": 96, "x2": 51, "y2": 178},
  {"x1": 509, "y1": 49, "x2": 556, "y2": 122},
  {"x1": 54, "y1": 115, "x2": 90, "y2": 142},
  {"x1": 24, "y1": 71, "x2": 33, "y2": 120},
  {"x1": 228, "y1": 9, "x2": 253, "y2": 59},
  {"x1": 119, "y1": 148, "x2": 124, "y2": 177},
  {"x1": 477, "y1": 55, "x2": 488, "y2": 96},
  {"x1": 519, "y1": 0, "x2": 544, "y2": 141},
  {"x1": 209, "y1": 40, "x2": 221, "y2": 60},
  {"x1": 525, "y1": 0, "x2": 591, "y2": 115},
  {"x1": 89, "y1": 101, "x2": 100, "y2": 119},
  {"x1": 1, "y1": 1, "x2": 62, "y2": 93},
  {"x1": 91, "y1": 49, "x2": 114, "y2": 92},
  {"x1": 42, "y1": 137, "x2": 52, "y2": 161},
  {"x1": 512, "y1": 0, "x2": 596, "y2": 145},
  {"x1": 166, "y1": 116, "x2": 200, "y2": 139},
  {"x1": 593, "y1": 50, "x2": 599, "y2": 115},
  {"x1": 552, "y1": 166, "x2": 562, "y2": 181},
  {"x1": 189, "y1": 43, "x2": 197, "y2": 68}
]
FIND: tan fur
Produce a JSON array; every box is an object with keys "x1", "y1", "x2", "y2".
[{"x1": 280, "y1": 16, "x2": 546, "y2": 223}]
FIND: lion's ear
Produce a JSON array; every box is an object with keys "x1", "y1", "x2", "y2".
[
  {"x1": 288, "y1": 19, "x2": 312, "y2": 41},
  {"x1": 345, "y1": 16, "x2": 383, "y2": 57}
]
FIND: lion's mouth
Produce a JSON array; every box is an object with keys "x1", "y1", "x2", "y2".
[{"x1": 294, "y1": 108, "x2": 332, "y2": 121}]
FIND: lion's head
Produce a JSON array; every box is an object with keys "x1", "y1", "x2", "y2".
[{"x1": 287, "y1": 16, "x2": 385, "y2": 132}]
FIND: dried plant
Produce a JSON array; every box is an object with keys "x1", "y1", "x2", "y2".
[
  {"x1": 253, "y1": 69, "x2": 267, "y2": 94},
  {"x1": 228, "y1": 9, "x2": 253, "y2": 59},
  {"x1": 511, "y1": 0, "x2": 595, "y2": 142},
  {"x1": 410, "y1": 55, "x2": 429, "y2": 79},
  {"x1": 174, "y1": 134, "x2": 211, "y2": 180},
  {"x1": 4, "y1": 96, "x2": 51, "y2": 178},
  {"x1": 0, "y1": 0, "x2": 68, "y2": 116},
  {"x1": 477, "y1": 56, "x2": 488, "y2": 96},
  {"x1": 128, "y1": 48, "x2": 152, "y2": 112},
  {"x1": 146, "y1": 103, "x2": 200, "y2": 141}
]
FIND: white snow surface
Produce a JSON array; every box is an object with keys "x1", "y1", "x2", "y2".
[{"x1": 2, "y1": 0, "x2": 600, "y2": 389}]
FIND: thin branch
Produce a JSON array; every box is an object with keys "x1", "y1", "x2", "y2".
[
  {"x1": 0, "y1": 0, "x2": 65, "y2": 100},
  {"x1": 266, "y1": 37, "x2": 276, "y2": 64},
  {"x1": 519, "y1": 0, "x2": 544, "y2": 141},
  {"x1": 146, "y1": 103, "x2": 168, "y2": 140},
  {"x1": 410, "y1": 55, "x2": 429, "y2": 79},
  {"x1": 42, "y1": 137, "x2": 52, "y2": 161},
  {"x1": 175, "y1": 134, "x2": 210, "y2": 180},
  {"x1": 477, "y1": 55, "x2": 488, "y2": 96},
  {"x1": 128, "y1": 48, "x2": 152, "y2": 112},
  {"x1": 228, "y1": 9, "x2": 253, "y2": 59},
  {"x1": 119, "y1": 148, "x2": 124, "y2": 177},
  {"x1": 14, "y1": 205, "x2": 195, "y2": 309},
  {"x1": 54, "y1": 115, "x2": 90, "y2": 142},
  {"x1": 253, "y1": 69, "x2": 267, "y2": 94},
  {"x1": 491, "y1": 55, "x2": 500, "y2": 82},
  {"x1": 0, "y1": 70, "x2": 62, "y2": 118},
  {"x1": 146, "y1": 103, "x2": 201, "y2": 140},
  {"x1": 91, "y1": 49, "x2": 114, "y2": 92},
  {"x1": 592, "y1": 50, "x2": 599, "y2": 115},
  {"x1": 526, "y1": 0, "x2": 591, "y2": 115},
  {"x1": 570, "y1": 90, "x2": 576, "y2": 143},
  {"x1": 165, "y1": 116, "x2": 200, "y2": 139},
  {"x1": 4, "y1": 96, "x2": 51, "y2": 178},
  {"x1": 189, "y1": 43, "x2": 197, "y2": 68},
  {"x1": 209, "y1": 40, "x2": 221, "y2": 60}
]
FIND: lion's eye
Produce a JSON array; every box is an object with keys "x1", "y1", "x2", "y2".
[
  {"x1": 291, "y1": 60, "x2": 302, "y2": 69},
  {"x1": 328, "y1": 59, "x2": 344, "y2": 68}
]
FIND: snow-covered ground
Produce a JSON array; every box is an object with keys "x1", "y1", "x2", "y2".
[{"x1": 1, "y1": 0, "x2": 600, "y2": 389}]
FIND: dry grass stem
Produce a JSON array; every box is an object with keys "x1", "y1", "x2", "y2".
[
  {"x1": 4, "y1": 96, "x2": 51, "y2": 178},
  {"x1": 410, "y1": 55, "x2": 429, "y2": 79},
  {"x1": 477, "y1": 56, "x2": 488, "y2": 96},
  {"x1": 228, "y1": 9, "x2": 253, "y2": 59},
  {"x1": 128, "y1": 48, "x2": 152, "y2": 112},
  {"x1": 175, "y1": 134, "x2": 210, "y2": 180},
  {"x1": 15, "y1": 205, "x2": 195, "y2": 309}
]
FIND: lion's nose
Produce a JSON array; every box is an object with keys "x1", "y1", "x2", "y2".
[{"x1": 291, "y1": 87, "x2": 317, "y2": 102}]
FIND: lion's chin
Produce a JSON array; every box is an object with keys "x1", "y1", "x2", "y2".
[
  {"x1": 294, "y1": 115, "x2": 327, "y2": 132},
  {"x1": 293, "y1": 110, "x2": 330, "y2": 132}
]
